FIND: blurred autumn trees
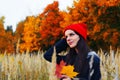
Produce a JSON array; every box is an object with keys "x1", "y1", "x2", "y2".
[
  {"x1": 60, "y1": 0, "x2": 120, "y2": 51},
  {"x1": 0, "y1": 16, "x2": 15, "y2": 53},
  {"x1": 0, "y1": 0, "x2": 120, "y2": 53},
  {"x1": 39, "y1": 1, "x2": 64, "y2": 50}
]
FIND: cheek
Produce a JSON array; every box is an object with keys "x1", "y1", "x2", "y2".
[
  {"x1": 74, "y1": 37, "x2": 80, "y2": 45},
  {"x1": 75, "y1": 36, "x2": 80, "y2": 42},
  {"x1": 70, "y1": 38, "x2": 80, "y2": 48}
]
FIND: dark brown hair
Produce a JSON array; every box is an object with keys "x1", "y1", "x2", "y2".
[{"x1": 65, "y1": 32, "x2": 90, "y2": 77}]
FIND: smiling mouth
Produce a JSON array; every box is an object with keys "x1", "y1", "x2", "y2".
[{"x1": 68, "y1": 42, "x2": 73, "y2": 45}]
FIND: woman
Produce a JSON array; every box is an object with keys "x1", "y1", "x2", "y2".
[{"x1": 44, "y1": 23, "x2": 101, "y2": 80}]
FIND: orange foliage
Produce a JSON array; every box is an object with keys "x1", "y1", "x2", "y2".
[
  {"x1": 110, "y1": 31, "x2": 119, "y2": 47},
  {"x1": 39, "y1": 1, "x2": 64, "y2": 50},
  {"x1": 55, "y1": 60, "x2": 66, "y2": 78},
  {"x1": 103, "y1": 31, "x2": 110, "y2": 42},
  {"x1": 19, "y1": 16, "x2": 40, "y2": 52},
  {"x1": 0, "y1": 27, "x2": 6, "y2": 53},
  {"x1": 0, "y1": 24, "x2": 15, "y2": 53},
  {"x1": 15, "y1": 21, "x2": 25, "y2": 39},
  {"x1": 61, "y1": 65, "x2": 78, "y2": 78},
  {"x1": 55, "y1": 60, "x2": 78, "y2": 78},
  {"x1": 5, "y1": 31, "x2": 15, "y2": 53},
  {"x1": 59, "y1": 11, "x2": 73, "y2": 28},
  {"x1": 62, "y1": 0, "x2": 120, "y2": 50},
  {"x1": 0, "y1": 17, "x2": 11, "y2": 53},
  {"x1": 1, "y1": 0, "x2": 119, "y2": 53},
  {"x1": 97, "y1": 0, "x2": 120, "y2": 7}
]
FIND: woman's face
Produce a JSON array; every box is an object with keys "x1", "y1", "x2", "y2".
[{"x1": 65, "y1": 30, "x2": 80, "y2": 48}]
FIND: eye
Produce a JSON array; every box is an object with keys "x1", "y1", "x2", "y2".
[
  {"x1": 65, "y1": 36, "x2": 67, "y2": 39},
  {"x1": 65, "y1": 33, "x2": 75, "y2": 39},
  {"x1": 69, "y1": 33, "x2": 75, "y2": 36}
]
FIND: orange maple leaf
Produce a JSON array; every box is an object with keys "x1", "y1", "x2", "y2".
[{"x1": 60, "y1": 65, "x2": 79, "y2": 78}]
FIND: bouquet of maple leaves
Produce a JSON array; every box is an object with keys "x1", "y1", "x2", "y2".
[{"x1": 55, "y1": 60, "x2": 78, "y2": 79}]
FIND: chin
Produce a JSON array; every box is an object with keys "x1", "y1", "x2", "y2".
[{"x1": 69, "y1": 45, "x2": 75, "y2": 48}]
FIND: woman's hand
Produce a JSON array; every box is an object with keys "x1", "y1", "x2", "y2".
[{"x1": 61, "y1": 75, "x2": 71, "y2": 80}]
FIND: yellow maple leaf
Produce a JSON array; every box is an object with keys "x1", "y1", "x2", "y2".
[{"x1": 60, "y1": 65, "x2": 79, "y2": 78}]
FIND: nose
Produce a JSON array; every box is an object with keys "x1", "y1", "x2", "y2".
[{"x1": 66, "y1": 36, "x2": 71, "y2": 41}]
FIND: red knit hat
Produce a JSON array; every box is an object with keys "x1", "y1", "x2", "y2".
[{"x1": 64, "y1": 23, "x2": 87, "y2": 40}]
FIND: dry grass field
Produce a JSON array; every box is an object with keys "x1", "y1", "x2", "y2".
[{"x1": 0, "y1": 48, "x2": 119, "y2": 80}]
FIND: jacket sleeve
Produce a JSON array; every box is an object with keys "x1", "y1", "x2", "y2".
[
  {"x1": 91, "y1": 55, "x2": 101, "y2": 80},
  {"x1": 44, "y1": 38, "x2": 68, "y2": 64}
]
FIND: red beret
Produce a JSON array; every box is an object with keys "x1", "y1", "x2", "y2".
[{"x1": 64, "y1": 23, "x2": 87, "y2": 40}]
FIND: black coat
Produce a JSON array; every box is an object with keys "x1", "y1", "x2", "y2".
[{"x1": 44, "y1": 38, "x2": 101, "y2": 80}]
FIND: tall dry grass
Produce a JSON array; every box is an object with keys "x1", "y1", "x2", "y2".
[
  {"x1": 0, "y1": 51, "x2": 49, "y2": 80},
  {"x1": 98, "y1": 47, "x2": 120, "y2": 80},
  {"x1": 0, "y1": 48, "x2": 119, "y2": 80}
]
